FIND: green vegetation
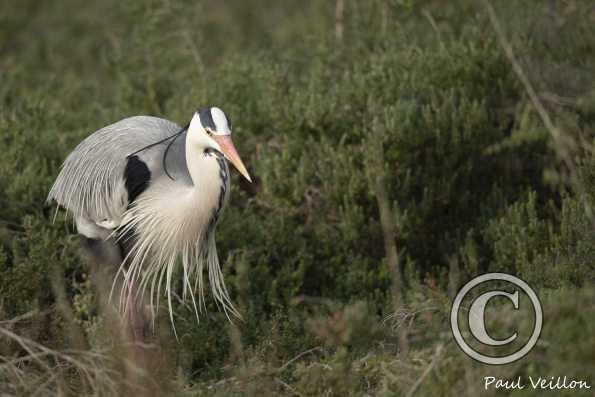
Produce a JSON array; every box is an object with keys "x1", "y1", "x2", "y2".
[{"x1": 1, "y1": 0, "x2": 594, "y2": 395}]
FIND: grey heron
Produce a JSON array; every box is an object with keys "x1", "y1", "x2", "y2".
[{"x1": 48, "y1": 107, "x2": 251, "y2": 336}]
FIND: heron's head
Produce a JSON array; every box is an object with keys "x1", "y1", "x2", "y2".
[{"x1": 189, "y1": 107, "x2": 251, "y2": 182}]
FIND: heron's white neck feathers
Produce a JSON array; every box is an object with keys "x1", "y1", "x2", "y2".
[{"x1": 116, "y1": 139, "x2": 236, "y2": 329}]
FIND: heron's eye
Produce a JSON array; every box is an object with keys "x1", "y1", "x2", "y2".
[{"x1": 206, "y1": 128, "x2": 214, "y2": 136}]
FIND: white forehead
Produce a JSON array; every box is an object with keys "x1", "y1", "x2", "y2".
[{"x1": 211, "y1": 107, "x2": 231, "y2": 134}]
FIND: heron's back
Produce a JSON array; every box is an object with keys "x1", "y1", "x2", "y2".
[{"x1": 48, "y1": 116, "x2": 188, "y2": 224}]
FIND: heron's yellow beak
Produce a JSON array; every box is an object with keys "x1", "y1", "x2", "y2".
[{"x1": 213, "y1": 135, "x2": 252, "y2": 182}]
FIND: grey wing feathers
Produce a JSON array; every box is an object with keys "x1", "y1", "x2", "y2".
[{"x1": 48, "y1": 116, "x2": 186, "y2": 225}]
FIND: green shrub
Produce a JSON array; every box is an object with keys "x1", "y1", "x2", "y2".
[{"x1": 1, "y1": 0, "x2": 593, "y2": 395}]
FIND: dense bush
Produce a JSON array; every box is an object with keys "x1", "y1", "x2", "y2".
[{"x1": 1, "y1": 0, "x2": 594, "y2": 395}]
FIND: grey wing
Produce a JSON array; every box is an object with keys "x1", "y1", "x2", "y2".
[{"x1": 48, "y1": 115, "x2": 191, "y2": 237}]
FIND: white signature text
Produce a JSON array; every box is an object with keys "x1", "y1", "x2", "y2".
[{"x1": 484, "y1": 376, "x2": 591, "y2": 391}]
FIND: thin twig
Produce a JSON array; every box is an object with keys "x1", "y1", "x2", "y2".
[
  {"x1": 335, "y1": 0, "x2": 345, "y2": 43},
  {"x1": 278, "y1": 346, "x2": 322, "y2": 372},
  {"x1": 365, "y1": 110, "x2": 409, "y2": 355},
  {"x1": 482, "y1": 0, "x2": 563, "y2": 147},
  {"x1": 275, "y1": 378, "x2": 304, "y2": 397},
  {"x1": 481, "y1": 0, "x2": 592, "y2": 220},
  {"x1": 405, "y1": 343, "x2": 444, "y2": 397},
  {"x1": 422, "y1": 8, "x2": 445, "y2": 51},
  {"x1": 0, "y1": 310, "x2": 40, "y2": 325}
]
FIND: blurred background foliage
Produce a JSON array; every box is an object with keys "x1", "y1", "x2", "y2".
[{"x1": 0, "y1": 0, "x2": 594, "y2": 395}]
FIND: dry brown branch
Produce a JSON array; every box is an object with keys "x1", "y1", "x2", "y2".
[
  {"x1": 335, "y1": 0, "x2": 345, "y2": 43},
  {"x1": 0, "y1": 322, "x2": 117, "y2": 397},
  {"x1": 405, "y1": 343, "x2": 444, "y2": 397},
  {"x1": 50, "y1": 266, "x2": 88, "y2": 351},
  {"x1": 481, "y1": 0, "x2": 593, "y2": 219},
  {"x1": 278, "y1": 346, "x2": 323, "y2": 372},
  {"x1": 364, "y1": 111, "x2": 409, "y2": 355}
]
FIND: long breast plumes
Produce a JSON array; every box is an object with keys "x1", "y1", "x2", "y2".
[{"x1": 117, "y1": 153, "x2": 235, "y2": 327}]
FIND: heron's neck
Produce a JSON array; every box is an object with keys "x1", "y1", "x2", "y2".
[
  {"x1": 184, "y1": 142, "x2": 229, "y2": 224},
  {"x1": 185, "y1": 142, "x2": 218, "y2": 185}
]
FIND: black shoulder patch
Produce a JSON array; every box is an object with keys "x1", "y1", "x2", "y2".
[{"x1": 124, "y1": 155, "x2": 151, "y2": 204}]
